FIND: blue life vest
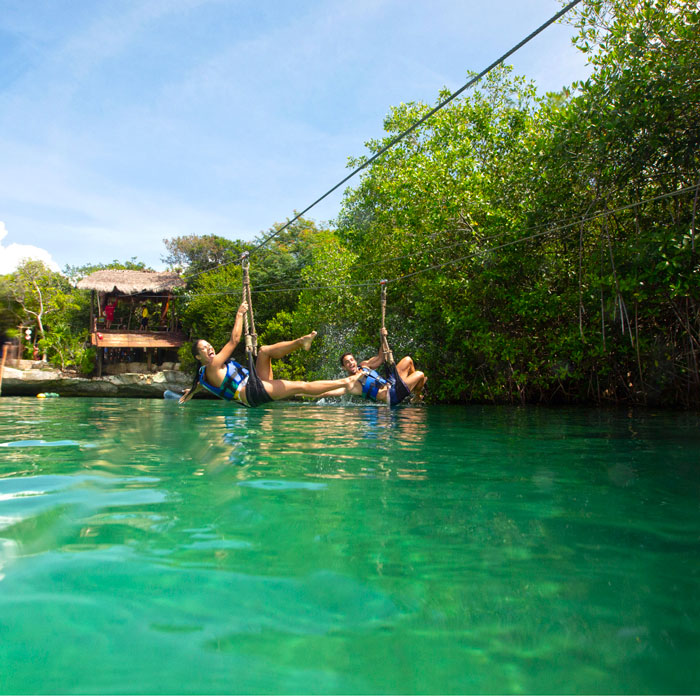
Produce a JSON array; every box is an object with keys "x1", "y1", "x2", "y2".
[
  {"x1": 198, "y1": 360, "x2": 249, "y2": 402},
  {"x1": 360, "y1": 367, "x2": 388, "y2": 401}
]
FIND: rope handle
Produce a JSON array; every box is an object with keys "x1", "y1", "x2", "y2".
[
  {"x1": 379, "y1": 280, "x2": 394, "y2": 366},
  {"x1": 380, "y1": 279, "x2": 387, "y2": 327},
  {"x1": 240, "y1": 253, "x2": 258, "y2": 357}
]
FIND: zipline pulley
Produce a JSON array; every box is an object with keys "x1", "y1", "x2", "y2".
[
  {"x1": 380, "y1": 279, "x2": 395, "y2": 366},
  {"x1": 240, "y1": 252, "x2": 258, "y2": 357}
]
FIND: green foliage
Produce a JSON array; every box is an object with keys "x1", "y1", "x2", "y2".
[
  {"x1": 161, "y1": 235, "x2": 247, "y2": 276},
  {"x1": 177, "y1": 343, "x2": 197, "y2": 376},
  {"x1": 248, "y1": 218, "x2": 337, "y2": 326},
  {"x1": 0, "y1": 275, "x2": 21, "y2": 338},
  {"x1": 38, "y1": 324, "x2": 94, "y2": 373},
  {"x1": 2, "y1": 260, "x2": 78, "y2": 355}
]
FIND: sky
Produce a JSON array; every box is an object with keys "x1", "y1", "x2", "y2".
[{"x1": 0, "y1": 0, "x2": 592, "y2": 274}]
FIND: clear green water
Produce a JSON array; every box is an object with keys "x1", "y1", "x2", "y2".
[{"x1": 0, "y1": 397, "x2": 698, "y2": 694}]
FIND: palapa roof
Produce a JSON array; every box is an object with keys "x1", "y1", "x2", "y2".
[{"x1": 76, "y1": 270, "x2": 186, "y2": 295}]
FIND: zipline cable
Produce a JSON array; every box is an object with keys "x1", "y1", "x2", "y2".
[{"x1": 184, "y1": 0, "x2": 583, "y2": 281}]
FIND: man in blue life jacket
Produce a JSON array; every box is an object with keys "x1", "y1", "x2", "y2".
[{"x1": 320, "y1": 328, "x2": 427, "y2": 406}]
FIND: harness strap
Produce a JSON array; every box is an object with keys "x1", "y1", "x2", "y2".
[
  {"x1": 219, "y1": 368, "x2": 237, "y2": 396},
  {"x1": 360, "y1": 367, "x2": 387, "y2": 401},
  {"x1": 199, "y1": 361, "x2": 248, "y2": 401},
  {"x1": 362, "y1": 376, "x2": 380, "y2": 401}
]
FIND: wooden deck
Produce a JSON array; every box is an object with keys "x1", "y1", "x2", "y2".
[{"x1": 90, "y1": 330, "x2": 186, "y2": 349}]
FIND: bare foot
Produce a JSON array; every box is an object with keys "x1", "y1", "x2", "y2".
[
  {"x1": 409, "y1": 389, "x2": 425, "y2": 404},
  {"x1": 300, "y1": 331, "x2": 317, "y2": 351},
  {"x1": 344, "y1": 373, "x2": 363, "y2": 391}
]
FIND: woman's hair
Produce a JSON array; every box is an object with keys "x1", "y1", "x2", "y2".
[{"x1": 189, "y1": 339, "x2": 202, "y2": 394}]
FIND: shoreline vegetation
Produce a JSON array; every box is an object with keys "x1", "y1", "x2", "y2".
[{"x1": 2, "y1": 1, "x2": 699, "y2": 407}]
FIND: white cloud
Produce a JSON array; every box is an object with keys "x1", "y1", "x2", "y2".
[{"x1": 0, "y1": 222, "x2": 61, "y2": 274}]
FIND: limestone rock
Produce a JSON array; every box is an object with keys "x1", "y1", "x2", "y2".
[{"x1": 0, "y1": 366, "x2": 191, "y2": 398}]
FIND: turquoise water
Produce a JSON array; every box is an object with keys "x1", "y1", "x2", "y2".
[{"x1": 0, "y1": 397, "x2": 698, "y2": 694}]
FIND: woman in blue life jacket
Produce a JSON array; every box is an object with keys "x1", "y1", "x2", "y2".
[
  {"x1": 179, "y1": 302, "x2": 359, "y2": 407},
  {"x1": 319, "y1": 328, "x2": 427, "y2": 406}
]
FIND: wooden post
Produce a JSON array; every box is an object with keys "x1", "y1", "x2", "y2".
[
  {"x1": 160, "y1": 293, "x2": 171, "y2": 329},
  {"x1": 0, "y1": 343, "x2": 9, "y2": 396},
  {"x1": 147, "y1": 348, "x2": 152, "y2": 372},
  {"x1": 96, "y1": 341, "x2": 103, "y2": 378}
]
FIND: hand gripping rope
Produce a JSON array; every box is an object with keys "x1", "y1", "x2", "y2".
[
  {"x1": 380, "y1": 280, "x2": 395, "y2": 366},
  {"x1": 240, "y1": 253, "x2": 258, "y2": 357}
]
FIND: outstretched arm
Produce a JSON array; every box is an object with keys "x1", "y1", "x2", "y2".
[
  {"x1": 179, "y1": 383, "x2": 202, "y2": 404},
  {"x1": 212, "y1": 302, "x2": 247, "y2": 369},
  {"x1": 362, "y1": 327, "x2": 388, "y2": 370}
]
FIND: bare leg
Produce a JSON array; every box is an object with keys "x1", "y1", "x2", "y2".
[
  {"x1": 405, "y1": 370, "x2": 426, "y2": 392},
  {"x1": 396, "y1": 356, "x2": 416, "y2": 381},
  {"x1": 262, "y1": 375, "x2": 354, "y2": 401},
  {"x1": 394, "y1": 356, "x2": 426, "y2": 401},
  {"x1": 255, "y1": 331, "x2": 317, "y2": 380}
]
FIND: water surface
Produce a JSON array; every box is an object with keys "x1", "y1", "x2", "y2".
[{"x1": 0, "y1": 397, "x2": 698, "y2": 694}]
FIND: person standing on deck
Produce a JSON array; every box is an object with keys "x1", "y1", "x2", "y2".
[
  {"x1": 104, "y1": 298, "x2": 117, "y2": 329},
  {"x1": 140, "y1": 305, "x2": 149, "y2": 331},
  {"x1": 319, "y1": 328, "x2": 426, "y2": 406},
  {"x1": 179, "y1": 302, "x2": 360, "y2": 407}
]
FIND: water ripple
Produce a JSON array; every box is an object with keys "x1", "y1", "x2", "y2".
[
  {"x1": 0, "y1": 439, "x2": 96, "y2": 448},
  {"x1": 238, "y1": 479, "x2": 327, "y2": 491}
]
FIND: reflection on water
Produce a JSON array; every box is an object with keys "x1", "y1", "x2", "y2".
[
  {"x1": 217, "y1": 404, "x2": 430, "y2": 482},
  {"x1": 0, "y1": 397, "x2": 699, "y2": 694}
]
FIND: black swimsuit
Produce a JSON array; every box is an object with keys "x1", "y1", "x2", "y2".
[
  {"x1": 385, "y1": 364, "x2": 411, "y2": 406},
  {"x1": 243, "y1": 352, "x2": 273, "y2": 408}
]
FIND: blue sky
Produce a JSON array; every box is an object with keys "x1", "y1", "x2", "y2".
[{"x1": 0, "y1": 0, "x2": 591, "y2": 273}]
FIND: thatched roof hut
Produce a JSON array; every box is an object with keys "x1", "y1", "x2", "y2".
[
  {"x1": 78, "y1": 270, "x2": 187, "y2": 377},
  {"x1": 76, "y1": 270, "x2": 185, "y2": 294}
]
